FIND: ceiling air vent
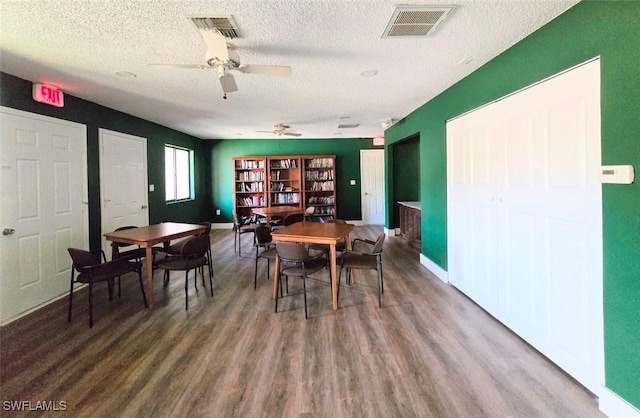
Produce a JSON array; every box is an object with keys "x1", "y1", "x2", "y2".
[
  {"x1": 337, "y1": 123, "x2": 360, "y2": 129},
  {"x1": 188, "y1": 15, "x2": 240, "y2": 39},
  {"x1": 382, "y1": 5, "x2": 455, "y2": 38}
]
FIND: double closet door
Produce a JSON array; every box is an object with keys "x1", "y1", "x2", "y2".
[{"x1": 446, "y1": 60, "x2": 603, "y2": 393}]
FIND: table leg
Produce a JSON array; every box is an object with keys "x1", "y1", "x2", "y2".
[
  {"x1": 145, "y1": 246, "x2": 154, "y2": 308},
  {"x1": 272, "y1": 255, "x2": 280, "y2": 299},
  {"x1": 330, "y1": 244, "x2": 338, "y2": 310}
]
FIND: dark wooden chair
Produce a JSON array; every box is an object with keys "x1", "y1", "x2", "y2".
[
  {"x1": 253, "y1": 225, "x2": 277, "y2": 289},
  {"x1": 304, "y1": 206, "x2": 316, "y2": 222},
  {"x1": 275, "y1": 242, "x2": 327, "y2": 319},
  {"x1": 339, "y1": 233, "x2": 386, "y2": 308},
  {"x1": 233, "y1": 213, "x2": 259, "y2": 257},
  {"x1": 154, "y1": 235, "x2": 213, "y2": 310},
  {"x1": 67, "y1": 248, "x2": 147, "y2": 328},
  {"x1": 110, "y1": 226, "x2": 148, "y2": 262}
]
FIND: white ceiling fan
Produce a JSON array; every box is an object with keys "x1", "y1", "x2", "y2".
[
  {"x1": 257, "y1": 123, "x2": 302, "y2": 137},
  {"x1": 149, "y1": 29, "x2": 292, "y2": 98}
]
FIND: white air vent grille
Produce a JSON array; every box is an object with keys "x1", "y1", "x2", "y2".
[
  {"x1": 382, "y1": 5, "x2": 454, "y2": 38},
  {"x1": 188, "y1": 15, "x2": 240, "y2": 39}
]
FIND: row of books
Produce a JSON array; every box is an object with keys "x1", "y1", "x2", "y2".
[
  {"x1": 236, "y1": 172, "x2": 264, "y2": 181},
  {"x1": 236, "y1": 182, "x2": 263, "y2": 192},
  {"x1": 305, "y1": 158, "x2": 334, "y2": 168},
  {"x1": 308, "y1": 196, "x2": 335, "y2": 205},
  {"x1": 272, "y1": 193, "x2": 300, "y2": 204},
  {"x1": 308, "y1": 206, "x2": 334, "y2": 215},
  {"x1": 235, "y1": 160, "x2": 264, "y2": 169},
  {"x1": 309, "y1": 181, "x2": 334, "y2": 191},
  {"x1": 312, "y1": 216, "x2": 335, "y2": 223},
  {"x1": 237, "y1": 196, "x2": 265, "y2": 207},
  {"x1": 270, "y1": 159, "x2": 297, "y2": 168},
  {"x1": 305, "y1": 170, "x2": 333, "y2": 180}
]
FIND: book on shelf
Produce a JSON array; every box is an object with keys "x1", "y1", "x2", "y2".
[{"x1": 305, "y1": 158, "x2": 334, "y2": 168}]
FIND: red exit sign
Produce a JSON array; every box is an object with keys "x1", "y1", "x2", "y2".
[{"x1": 32, "y1": 83, "x2": 64, "y2": 107}]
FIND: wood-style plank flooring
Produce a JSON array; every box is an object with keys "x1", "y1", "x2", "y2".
[{"x1": 0, "y1": 226, "x2": 603, "y2": 417}]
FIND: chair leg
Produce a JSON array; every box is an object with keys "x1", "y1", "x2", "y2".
[
  {"x1": 302, "y1": 274, "x2": 308, "y2": 319},
  {"x1": 185, "y1": 269, "x2": 189, "y2": 310},
  {"x1": 67, "y1": 271, "x2": 75, "y2": 323},
  {"x1": 88, "y1": 282, "x2": 94, "y2": 328},
  {"x1": 208, "y1": 259, "x2": 214, "y2": 297},
  {"x1": 275, "y1": 275, "x2": 280, "y2": 313},
  {"x1": 377, "y1": 257, "x2": 383, "y2": 308},
  {"x1": 267, "y1": 259, "x2": 270, "y2": 280},
  {"x1": 163, "y1": 270, "x2": 170, "y2": 287},
  {"x1": 254, "y1": 249, "x2": 259, "y2": 290},
  {"x1": 138, "y1": 269, "x2": 148, "y2": 308}
]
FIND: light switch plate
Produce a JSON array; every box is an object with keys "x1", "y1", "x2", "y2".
[
  {"x1": 149, "y1": 184, "x2": 155, "y2": 192},
  {"x1": 350, "y1": 180, "x2": 356, "y2": 185},
  {"x1": 601, "y1": 165, "x2": 634, "y2": 184}
]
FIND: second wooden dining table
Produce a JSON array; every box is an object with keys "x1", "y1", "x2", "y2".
[
  {"x1": 271, "y1": 221, "x2": 354, "y2": 310},
  {"x1": 104, "y1": 222, "x2": 207, "y2": 308}
]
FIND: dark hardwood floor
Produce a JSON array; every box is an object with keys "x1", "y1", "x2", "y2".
[{"x1": 0, "y1": 226, "x2": 603, "y2": 417}]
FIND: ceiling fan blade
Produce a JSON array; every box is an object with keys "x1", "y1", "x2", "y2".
[
  {"x1": 219, "y1": 73, "x2": 238, "y2": 93},
  {"x1": 200, "y1": 30, "x2": 229, "y2": 61},
  {"x1": 256, "y1": 130, "x2": 275, "y2": 133},
  {"x1": 238, "y1": 65, "x2": 292, "y2": 77},
  {"x1": 148, "y1": 63, "x2": 210, "y2": 69},
  {"x1": 283, "y1": 132, "x2": 302, "y2": 137}
]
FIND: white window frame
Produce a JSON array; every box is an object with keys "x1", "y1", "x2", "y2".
[{"x1": 165, "y1": 144, "x2": 195, "y2": 202}]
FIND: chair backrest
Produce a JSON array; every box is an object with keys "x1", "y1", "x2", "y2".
[
  {"x1": 68, "y1": 248, "x2": 101, "y2": 270},
  {"x1": 254, "y1": 224, "x2": 273, "y2": 245},
  {"x1": 112, "y1": 226, "x2": 139, "y2": 248},
  {"x1": 283, "y1": 213, "x2": 304, "y2": 226},
  {"x1": 371, "y1": 233, "x2": 386, "y2": 254},
  {"x1": 305, "y1": 206, "x2": 316, "y2": 215},
  {"x1": 198, "y1": 221, "x2": 212, "y2": 235},
  {"x1": 275, "y1": 242, "x2": 309, "y2": 263},
  {"x1": 179, "y1": 235, "x2": 210, "y2": 258}
]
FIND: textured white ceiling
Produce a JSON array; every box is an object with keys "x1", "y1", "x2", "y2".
[{"x1": 0, "y1": 0, "x2": 579, "y2": 140}]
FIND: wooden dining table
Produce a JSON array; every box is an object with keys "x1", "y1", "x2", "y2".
[
  {"x1": 271, "y1": 221, "x2": 354, "y2": 310},
  {"x1": 104, "y1": 222, "x2": 206, "y2": 308},
  {"x1": 252, "y1": 205, "x2": 304, "y2": 224}
]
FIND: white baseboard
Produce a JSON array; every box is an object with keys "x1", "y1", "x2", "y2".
[
  {"x1": 1, "y1": 286, "x2": 85, "y2": 326},
  {"x1": 599, "y1": 387, "x2": 640, "y2": 418},
  {"x1": 211, "y1": 222, "x2": 233, "y2": 229},
  {"x1": 419, "y1": 253, "x2": 448, "y2": 283},
  {"x1": 385, "y1": 227, "x2": 401, "y2": 236}
]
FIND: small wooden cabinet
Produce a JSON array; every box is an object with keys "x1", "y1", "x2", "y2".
[
  {"x1": 398, "y1": 201, "x2": 421, "y2": 250},
  {"x1": 233, "y1": 155, "x2": 336, "y2": 222}
]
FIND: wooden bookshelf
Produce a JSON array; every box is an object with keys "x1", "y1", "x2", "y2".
[
  {"x1": 268, "y1": 157, "x2": 302, "y2": 207},
  {"x1": 303, "y1": 156, "x2": 336, "y2": 222},
  {"x1": 232, "y1": 155, "x2": 336, "y2": 223},
  {"x1": 233, "y1": 156, "x2": 267, "y2": 220}
]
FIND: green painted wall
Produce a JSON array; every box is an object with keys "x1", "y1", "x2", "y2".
[
  {"x1": 391, "y1": 135, "x2": 420, "y2": 226},
  {"x1": 209, "y1": 139, "x2": 377, "y2": 223},
  {"x1": 0, "y1": 73, "x2": 212, "y2": 253},
  {"x1": 384, "y1": 1, "x2": 640, "y2": 408}
]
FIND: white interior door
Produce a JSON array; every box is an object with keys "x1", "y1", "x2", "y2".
[
  {"x1": 99, "y1": 129, "x2": 148, "y2": 256},
  {"x1": 360, "y1": 149, "x2": 385, "y2": 225},
  {"x1": 0, "y1": 107, "x2": 87, "y2": 324},
  {"x1": 446, "y1": 59, "x2": 603, "y2": 393}
]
